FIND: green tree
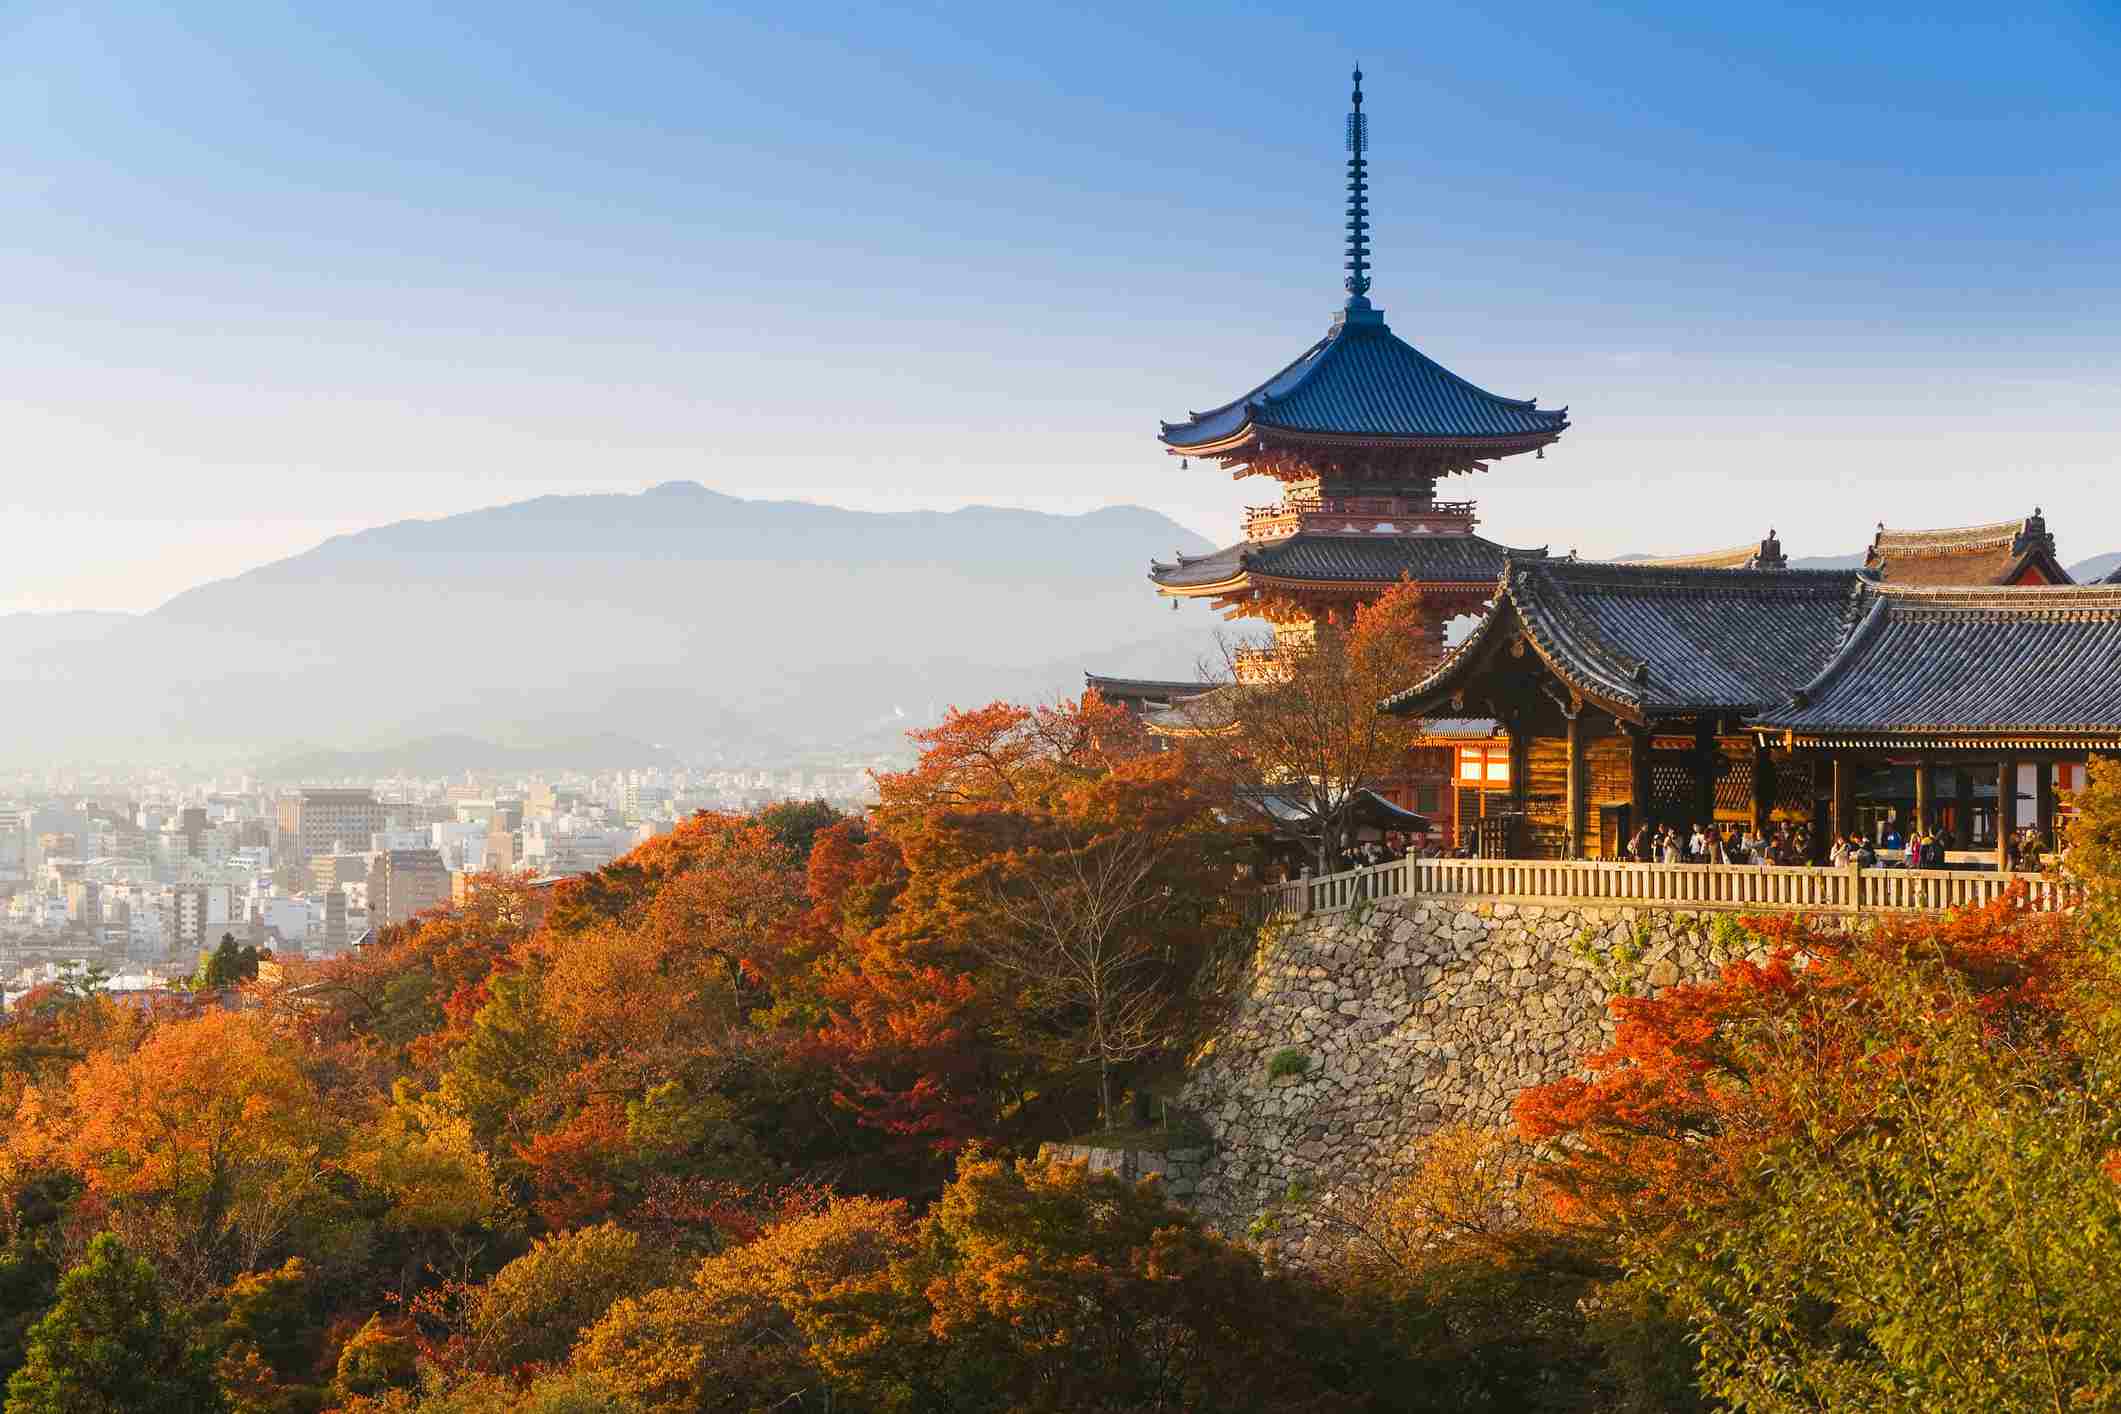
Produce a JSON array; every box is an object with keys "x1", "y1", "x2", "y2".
[
  {"x1": 5, "y1": 1233, "x2": 224, "y2": 1413},
  {"x1": 754, "y1": 799, "x2": 842, "y2": 865},
  {"x1": 0, "y1": 1238, "x2": 60, "y2": 1391},
  {"x1": 195, "y1": 933, "x2": 260, "y2": 991},
  {"x1": 1635, "y1": 951, "x2": 2121, "y2": 1411}
]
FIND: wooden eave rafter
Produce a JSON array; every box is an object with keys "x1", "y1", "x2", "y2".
[
  {"x1": 1383, "y1": 593, "x2": 1642, "y2": 725},
  {"x1": 1156, "y1": 572, "x2": 1501, "y2": 601},
  {"x1": 1769, "y1": 729, "x2": 2121, "y2": 752},
  {"x1": 1163, "y1": 422, "x2": 1561, "y2": 460}
]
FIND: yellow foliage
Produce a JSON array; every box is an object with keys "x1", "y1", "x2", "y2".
[
  {"x1": 346, "y1": 1081, "x2": 515, "y2": 1237},
  {"x1": 1304, "y1": 1125, "x2": 1532, "y2": 1285},
  {"x1": 571, "y1": 1197, "x2": 915, "y2": 1413}
]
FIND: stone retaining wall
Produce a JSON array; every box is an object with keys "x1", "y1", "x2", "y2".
[
  {"x1": 1035, "y1": 1142, "x2": 1211, "y2": 1196},
  {"x1": 1175, "y1": 895, "x2": 1779, "y2": 1251}
]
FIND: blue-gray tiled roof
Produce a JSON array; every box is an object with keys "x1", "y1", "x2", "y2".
[
  {"x1": 1151, "y1": 533, "x2": 1543, "y2": 590},
  {"x1": 1160, "y1": 316, "x2": 1569, "y2": 450},
  {"x1": 1384, "y1": 560, "x2": 1870, "y2": 720},
  {"x1": 1753, "y1": 585, "x2": 2121, "y2": 744}
]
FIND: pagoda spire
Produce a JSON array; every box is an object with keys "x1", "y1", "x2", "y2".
[{"x1": 1343, "y1": 66, "x2": 1374, "y2": 314}]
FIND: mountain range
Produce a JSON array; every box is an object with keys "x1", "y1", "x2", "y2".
[
  {"x1": 9, "y1": 487, "x2": 2112, "y2": 773},
  {"x1": 0, "y1": 483, "x2": 1222, "y2": 769}
]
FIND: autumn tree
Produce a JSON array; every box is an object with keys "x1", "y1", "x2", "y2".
[
  {"x1": 822, "y1": 695, "x2": 1239, "y2": 1157},
  {"x1": 5, "y1": 1233, "x2": 224, "y2": 1414},
  {"x1": 1175, "y1": 579, "x2": 1446, "y2": 871},
  {"x1": 571, "y1": 1196, "x2": 919, "y2": 1412},
  {"x1": 460, "y1": 1222, "x2": 680, "y2": 1374},
  {"x1": 999, "y1": 790, "x2": 1237, "y2": 1124},
  {"x1": 414, "y1": 815, "x2": 807, "y2": 1227},
  {"x1": 20, "y1": 1011, "x2": 340, "y2": 1302},
  {"x1": 1511, "y1": 896, "x2": 2115, "y2": 1409},
  {"x1": 2068, "y1": 752, "x2": 2121, "y2": 946},
  {"x1": 1631, "y1": 947, "x2": 2121, "y2": 1411}
]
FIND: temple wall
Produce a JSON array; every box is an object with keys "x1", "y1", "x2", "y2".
[{"x1": 1174, "y1": 894, "x2": 1785, "y2": 1256}]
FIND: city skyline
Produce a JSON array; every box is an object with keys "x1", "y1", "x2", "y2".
[{"x1": 6, "y1": 1, "x2": 2117, "y2": 613}]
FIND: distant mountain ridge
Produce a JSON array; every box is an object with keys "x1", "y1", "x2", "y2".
[
  {"x1": 2072, "y1": 552, "x2": 2121, "y2": 584},
  {"x1": 0, "y1": 484, "x2": 1219, "y2": 766}
]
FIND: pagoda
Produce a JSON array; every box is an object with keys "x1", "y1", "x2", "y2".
[{"x1": 1151, "y1": 69, "x2": 1567, "y2": 668}]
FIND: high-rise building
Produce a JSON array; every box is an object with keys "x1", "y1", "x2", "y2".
[
  {"x1": 169, "y1": 883, "x2": 234, "y2": 952},
  {"x1": 367, "y1": 849, "x2": 451, "y2": 928},
  {"x1": 323, "y1": 889, "x2": 348, "y2": 952},
  {"x1": 276, "y1": 789, "x2": 387, "y2": 868}
]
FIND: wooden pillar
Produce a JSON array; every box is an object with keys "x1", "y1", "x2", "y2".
[
  {"x1": 1628, "y1": 725, "x2": 1652, "y2": 838},
  {"x1": 1997, "y1": 756, "x2": 2018, "y2": 871},
  {"x1": 1692, "y1": 719, "x2": 1716, "y2": 831},
  {"x1": 1952, "y1": 769, "x2": 1973, "y2": 848},
  {"x1": 1750, "y1": 742, "x2": 1772, "y2": 832},
  {"x1": 2035, "y1": 759, "x2": 2055, "y2": 840},
  {"x1": 1830, "y1": 754, "x2": 1853, "y2": 844},
  {"x1": 1914, "y1": 760, "x2": 1932, "y2": 836},
  {"x1": 1507, "y1": 724, "x2": 1530, "y2": 819},
  {"x1": 1564, "y1": 713, "x2": 1585, "y2": 859}
]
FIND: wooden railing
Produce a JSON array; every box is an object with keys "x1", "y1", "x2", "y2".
[{"x1": 1250, "y1": 857, "x2": 2079, "y2": 923}]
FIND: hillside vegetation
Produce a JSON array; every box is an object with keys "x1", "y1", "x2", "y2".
[{"x1": 0, "y1": 701, "x2": 2119, "y2": 1410}]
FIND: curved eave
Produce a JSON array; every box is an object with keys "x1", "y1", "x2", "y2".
[
  {"x1": 1766, "y1": 728, "x2": 2121, "y2": 752},
  {"x1": 1161, "y1": 420, "x2": 1567, "y2": 457},
  {"x1": 1153, "y1": 573, "x2": 1506, "y2": 599},
  {"x1": 1380, "y1": 563, "x2": 1654, "y2": 724}
]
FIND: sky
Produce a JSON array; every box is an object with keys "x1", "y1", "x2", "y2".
[{"x1": 3, "y1": 0, "x2": 2118, "y2": 613}]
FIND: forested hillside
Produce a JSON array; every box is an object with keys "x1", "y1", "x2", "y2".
[{"x1": 1, "y1": 702, "x2": 2119, "y2": 1410}]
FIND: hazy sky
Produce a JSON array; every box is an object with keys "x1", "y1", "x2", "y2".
[{"x1": 5, "y1": 1, "x2": 2118, "y2": 613}]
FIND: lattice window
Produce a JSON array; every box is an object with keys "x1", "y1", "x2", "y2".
[
  {"x1": 1772, "y1": 759, "x2": 1817, "y2": 813},
  {"x1": 1651, "y1": 755, "x2": 1695, "y2": 808},
  {"x1": 1715, "y1": 758, "x2": 1755, "y2": 814}
]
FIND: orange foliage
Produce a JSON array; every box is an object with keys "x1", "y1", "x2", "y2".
[
  {"x1": 21, "y1": 1010, "x2": 335, "y2": 1299},
  {"x1": 1515, "y1": 892, "x2": 2081, "y2": 1236},
  {"x1": 811, "y1": 693, "x2": 1236, "y2": 1164}
]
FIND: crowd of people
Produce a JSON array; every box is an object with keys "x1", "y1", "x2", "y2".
[
  {"x1": 1625, "y1": 820, "x2": 1811, "y2": 866},
  {"x1": 1621, "y1": 818, "x2": 2059, "y2": 872},
  {"x1": 1272, "y1": 817, "x2": 2063, "y2": 882}
]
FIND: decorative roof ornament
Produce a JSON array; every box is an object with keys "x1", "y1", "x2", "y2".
[{"x1": 1342, "y1": 67, "x2": 1376, "y2": 318}]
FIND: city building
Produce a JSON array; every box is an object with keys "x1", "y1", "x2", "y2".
[
  {"x1": 366, "y1": 848, "x2": 451, "y2": 928},
  {"x1": 277, "y1": 788, "x2": 387, "y2": 867}
]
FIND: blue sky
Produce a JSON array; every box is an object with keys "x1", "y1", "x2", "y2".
[{"x1": 4, "y1": 0, "x2": 2118, "y2": 611}]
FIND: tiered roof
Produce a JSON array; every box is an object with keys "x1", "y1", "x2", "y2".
[
  {"x1": 1158, "y1": 316, "x2": 1570, "y2": 458},
  {"x1": 1081, "y1": 674, "x2": 1213, "y2": 712},
  {"x1": 1149, "y1": 531, "x2": 1543, "y2": 595},
  {"x1": 1863, "y1": 511, "x2": 2072, "y2": 587},
  {"x1": 1157, "y1": 69, "x2": 1568, "y2": 470}
]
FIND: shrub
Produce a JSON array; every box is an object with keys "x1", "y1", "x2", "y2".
[{"x1": 1267, "y1": 1048, "x2": 1311, "y2": 1079}]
